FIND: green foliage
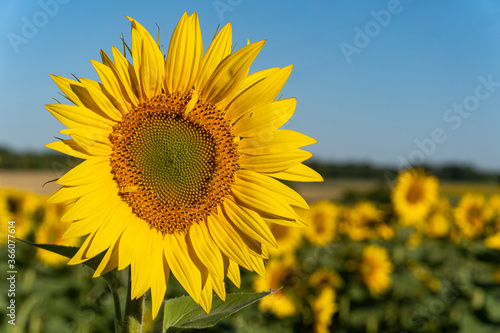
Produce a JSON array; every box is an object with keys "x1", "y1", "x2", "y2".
[{"x1": 163, "y1": 291, "x2": 275, "y2": 332}]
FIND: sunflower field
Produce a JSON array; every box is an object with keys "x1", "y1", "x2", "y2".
[{"x1": 1, "y1": 167, "x2": 500, "y2": 333}]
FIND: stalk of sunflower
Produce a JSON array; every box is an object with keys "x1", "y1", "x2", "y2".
[{"x1": 45, "y1": 11, "x2": 321, "y2": 323}]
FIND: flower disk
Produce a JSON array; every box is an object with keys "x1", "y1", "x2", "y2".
[{"x1": 110, "y1": 93, "x2": 238, "y2": 234}]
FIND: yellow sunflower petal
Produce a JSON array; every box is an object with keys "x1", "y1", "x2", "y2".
[
  {"x1": 240, "y1": 149, "x2": 312, "y2": 173},
  {"x1": 111, "y1": 46, "x2": 140, "y2": 106},
  {"x1": 239, "y1": 170, "x2": 308, "y2": 209},
  {"x1": 267, "y1": 163, "x2": 324, "y2": 182},
  {"x1": 56, "y1": 157, "x2": 110, "y2": 186},
  {"x1": 117, "y1": 217, "x2": 143, "y2": 270},
  {"x1": 237, "y1": 67, "x2": 280, "y2": 93},
  {"x1": 188, "y1": 221, "x2": 225, "y2": 281},
  {"x1": 226, "y1": 65, "x2": 292, "y2": 120},
  {"x1": 62, "y1": 205, "x2": 112, "y2": 239},
  {"x1": 80, "y1": 78, "x2": 122, "y2": 121},
  {"x1": 45, "y1": 140, "x2": 89, "y2": 159},
  {"x1": 91, "y1": 59, "x2": 130, "y2": 114},
  {"x1": 199, "y1": 278, "x2": 214, "y2": 314},
  {"x1": 93, "y1": 241, "x2": 119, "y2": 277},
  {"x1": 165, "y1": 12, "x2": 202, "y2": 95},
  {"x1": 60, "y1": 183, "x2": 118, "y2": 221},
  {"x1": 201, "y1": 40, "x2": 265, "y2": 106},
  {"x1": 60, "y1": 126, "x2": 111, "y2": 147},
  {"x1": 83, "y1": 203, "x2": 132, "y2": 259},
  {"x1": 239, "y1": 130, "x2": 317, "y2": 155},
  {"x1": 225, "y1": 258, "x2": 241, "y2": 288},
  {"x1": 164, "y1": 233, "x2": 202, "y2": 303},
  {"x1": 231, "y1": 175, "x2": 299, "y2": 221},
  {"x1": 222, "y1": 198, "x2": 277, "y2": 248},
  {"x1": 207, "y1": 214, "x2": 252, "y2": 270},
  {"x1": 46, "y1": 104, "x2": 114, "y2": 130},
  {"x1": 69, "y1": 132, "x2": 112, "y2": 156},
  {"x1": 210, "y1": 274, "x2": 226, "y2": 301},
  {"x1": 195, "y1": 23, "x2": 232, "y2": 92},
  {"x1": 233, "y1": 98, "x2": 296, "y2": 137},
  {"x1": 126, "y1": 17, "x2": 165, "y2": 99}
]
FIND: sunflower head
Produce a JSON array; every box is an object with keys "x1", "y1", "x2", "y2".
[
  {"x1": 253, "y1": 257, "x2": 302, "y2": 318},
  {"x1": 303, "y1": 200, "x2": 338, "y2": 245},
  {"x1": 310, "y1": 287, "x2": 337, "y2": 333},
  {"x1": 392, "y1": 169, "x2": 439, "y2": 227},
  {"x1": 358, "y1": 245, "x2": 394, "y2": 296},
  {"x1": 454, "y1": 193, "x2": 487, "y2": 239},
  {"x1": 45, "y1": 12, "x2": 321, "y2": 318}
]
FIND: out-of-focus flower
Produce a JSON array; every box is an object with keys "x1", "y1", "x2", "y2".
[
  {"x1": 0, "y1": 188, "x2": 41, "y2": 243},
  {"x1": 392, "y1": 169, "x2": 439, "y2": 227},
  {"x1": 358, "y1": 245, "x2": 394, "y2": 295},
  {"x1": 424, "y1": 197, "x2": 451, "y2": 238},
  {"x1": 311, "y1": 287, "x2": 337, "y2": 333},
  {"x1": 344, "y1": 201, "x2": 394, "y2": 241},
  {"x1": 268, "y1": 223, "x2": 303, "y2": 257},
  {"x1": 454, "y1": 193, "x2": 487, "y2": 239},
  {"x1": 303, "y1": 200, "x2": 338, "y2": 246},
  {"x1": 309, "y1": 267, "x2": 343, "y2": 291},
  {"x1": 253, "y1": 257, "x2": 301, "y2": 318}
]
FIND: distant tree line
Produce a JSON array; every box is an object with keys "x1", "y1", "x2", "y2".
[
  {"x1": 0, "y1": 147, "x2": 82, "y2": 170},
  {"x1": 307, "y1": 160, "x2": 500, "y2": 183},
  {"x1": 1, "y1": 146, "x2": 498, "y2": 182}
]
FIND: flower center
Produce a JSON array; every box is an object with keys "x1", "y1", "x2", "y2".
[
  {"x1": 406, "y1": 182, "x2": 423, "y2": 204},
  {"x1": 109, "y1": 92, "x2": 239, "y2": 235}
]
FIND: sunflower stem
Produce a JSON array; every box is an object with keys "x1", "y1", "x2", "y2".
[
  {"x1": 123, "y1": 267, "x2": 144, "y2": 333},
  {"x1": 104, "y1": 274, "x2": 123, "y2": 333}
]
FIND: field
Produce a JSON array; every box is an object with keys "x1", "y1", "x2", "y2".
[{"x1": 2, "y1": 169, "x2": 500, "y2": 333}]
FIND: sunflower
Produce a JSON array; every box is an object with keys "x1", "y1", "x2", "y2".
[
  {"x1": 253, "y1": 257, "x2": 301, "y2": 318},
  {"x1": 267, "y1": 222, "x2": 303, "y2": 257},
  {"x1": 485, "y1": 195, "x2": 500, "y2": 228},
  {"x1": 344, "y1": 201, "x2": 393, "y2": 241},
  {"x1": 454, "y1": 193, "x2": 487, "y2": 239},
  {"x1": 392, "y1": 169, "x2": 439, "y2": 227},
  {"x1": 45, "y1": 13, "x2": 321, "y2": 318},
  {"x1": 309, "y1": 267, "x2": 343, "y2": 291},
  {"x1": 35, "y1": 202, "x2": 80, "y2": 266},
  {"x1": 303, "y1": 200, "x2": 338, "y2": 246},
  {"x1": 311, "y1": 287, "x2": 337, "y2": 333},
  {"x1": 358, "y1": 245, "x2": 393, "y2": 295},
  {"x1": 0, "y1": 188, "x2": 40, "y2": 243},
  {"x1": 423, "y1": 197, "x2": 451, "y2": 238}
]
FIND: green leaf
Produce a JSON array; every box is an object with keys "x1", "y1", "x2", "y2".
[
  {"x1": 163, "y1": 290, "x2": 277, "y2": 332},
  {"x1": 17, "y1": 238, "x2": 104, "y2": 271}
]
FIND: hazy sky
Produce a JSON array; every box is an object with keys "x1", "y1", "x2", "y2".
[{"x1": 1, "y1": 0, "x2": 500, "y2": 171}]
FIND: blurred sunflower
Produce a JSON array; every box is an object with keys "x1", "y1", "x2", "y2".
[
  {"x1": 344, "y1": 201, "x2": 393, "y2": 241},
  {"x1": 485, "y1": 195, "x2": 500, "y2": 227},
  {"x1": 358, "y1": 245, "x2": 393, "y2": 295},
  {"x1": 424, "y1": 197, "x2": 451, "y2": 238},
  {"x1": 311, "y1": 287, "x2": 337, "y2": 333},
  {"x1": 45, "y1": 13, "x2": 321, "y2": 318},
  {"x1": 304, "y1": 200, "x2": 338, "y2": 246},
  {"x1": 268, "y1": 222, "x2": 303, "y2": 257},
  {"x1": 0, "y1": 188, "x2": 40, "y2": 243},
  {"x1": 253, "y1": 257, "x2": 301, "y2": 318},
  {"x1": 454, "y1": 193, "x2": 487, "y2": 239},
  {"x1": 392, "y1": 169, "x2": 439, "y2": 226},
  {"x1": 309, "y1": 267, "x2": 343, "y2": 291},
  {"x1": 35, "y1": 202, "x2": 80, "y2": 266}
]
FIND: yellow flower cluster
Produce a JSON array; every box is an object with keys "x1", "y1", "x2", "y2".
[
  {"x1": 252, "y1": 168, "x2": 500, "y2": 331},
  {"x1": 0, "y1": 187, "x2": 79, "y2": 266}
]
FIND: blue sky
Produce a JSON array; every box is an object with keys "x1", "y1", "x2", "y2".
[{"x1": 1, "y1": 0, "x2": 500, "y2": 171}]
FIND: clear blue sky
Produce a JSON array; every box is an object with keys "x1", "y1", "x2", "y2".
[{"x1": 1, "y1": 0, "x2": 500, "y2": 171}]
